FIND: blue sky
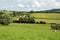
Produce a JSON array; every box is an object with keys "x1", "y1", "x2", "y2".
[{"x1": 0, "y1": 0, "x2": 60, "y2": 11}]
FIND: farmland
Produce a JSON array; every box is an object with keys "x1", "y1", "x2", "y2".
[
  {"x1": 0, "y1": 13, "x2": 60, "y2": 40},
  {"x1": 30, "y1": 13, "x2": 60, "y2": 24},
  {"x1": 0, "y1": 23, "x2": 60, "y2": 40},
  {"x1": 30, "y1": 13, "x2": 60, "y2": 18}
]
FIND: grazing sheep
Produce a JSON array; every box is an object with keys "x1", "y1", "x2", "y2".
[
  {"x1": 50, "y1": 23, "x2": 60, "y2": 32},
  {"x1": 56, "y1": 24, "x2": 60, "y2": 30}
]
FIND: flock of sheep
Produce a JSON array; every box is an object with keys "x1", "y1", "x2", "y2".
[{"x1": 50, "y1": 23, "x2": 60, "y2": 32}]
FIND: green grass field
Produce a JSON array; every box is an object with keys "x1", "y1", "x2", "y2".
[
  {"x1": 30, "y1": 13, "x2": 60, "y2": 18},
  {"x1": 0, "y1": 13, "x2": 60, "y2": 40},
  {"x1": 30, "y1": 13, "x2": 60, "y2": 24},
  {"x1": 0, "y1": 23, "x2": 60, "y2": 40}
]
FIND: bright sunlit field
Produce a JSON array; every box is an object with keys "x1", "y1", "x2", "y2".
[
  {"x1": 30, "y1": 13, "x2": 60, "y2": 24},
  {"x1": 0, "y1": 23, "x2": 60, "y2": 40},
  {"x1": 30, "y1": 13, "x2": 60, "y2": 18},
  {"x1": 0, "y1": 13, "x2": 60, "y2": 40}
]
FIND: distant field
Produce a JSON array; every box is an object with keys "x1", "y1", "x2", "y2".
[
  {"x1": 30, "y1": 13, "x2": 60, "y2": 18},
  {"x1": 0, "y1": 23, "x2": 60, "y2": 40},
  {"x1": 30, "y1": 13, "x2": 60, "y2": 23}
]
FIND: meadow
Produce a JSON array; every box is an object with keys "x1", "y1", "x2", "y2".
[
  {"x1": 30, "y1": 13, "x2": 60, "y2": 18},
  {"x1": 0, "y1": 13, "x2": 60, "y2": 40},
  {"x1": 0, "y1": 23, "x2": 60, "y2": 40},
  {"x1": 30, "y1": 13, "x2": 60, "y2": 24}
]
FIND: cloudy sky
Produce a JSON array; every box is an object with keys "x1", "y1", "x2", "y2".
[{"x1": 0, "y1": 0, "x2": 60, "y2": 11}]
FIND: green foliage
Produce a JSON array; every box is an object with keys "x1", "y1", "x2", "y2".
[
  {"x1": 12, "y1": 11, "x2": 21, "y2": 17},
  {"x1": 0, "y1": 12, "x2": 4, "y2": 15},
  {"x1": 12, "y1": 11, "x2": 17, "y2": 16},
  {"x1": 40, "y1": 21, "x2": 46, "y2": 24},
  {"x1": 0, "y1": 14, "x2": 12, "y2": 25},
  {"x1": 18, "y1": 14, "x2": 35, "y2": 23},
  {"x1": 5, "y1": 14, "x2": 12, "y2": 25}
]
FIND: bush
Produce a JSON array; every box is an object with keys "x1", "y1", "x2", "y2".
[
  {"x1": 0, "y1": 12, "x2": 4, "y2": 15},
  {"x1": 36, "y1": 22, "x2": 40, "y2": 24},
  {"x1": 12, "y1": 11, "x2": 17, "y2": 17},
  {"x1": 0, "y1": 14, "x2": 12, "y2": 25},
  {"x1": 13, "y1": 20, "x2": 19, "y2": 23},
  {"x1": 27, "y1": 17, "x2": 35, "y2": 23},
  {"x1": 18, "y1": 17, "x2": 25, "y2": 23},
  {"x1": 39, "y1": 21, "x2": 46, "y2": 24},
  {"x1": 18, "y1": 16, "x2": 35, "y2": 23}
]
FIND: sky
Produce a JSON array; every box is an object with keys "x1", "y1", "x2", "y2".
[{"x1": 0, "y1": 0, "x2": 60, "y2": 11}]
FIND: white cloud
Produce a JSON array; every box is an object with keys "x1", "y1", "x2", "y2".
[
  {"x1": 31, "y1": 0, "x2": 59, "y2": 11},
  {"x1": 10, "y1": 5, "x2": 14, "y2": 8},
  {"x1": 32, "y1": 0, "x2": 41, "y2": 7},
  {"x1": 18, "y1": 4, "x2": 25, "y2": 7},
  {"x1": 15, "y1": 0, "x2": 31, "y2": 3},
  {"x1": 15, "y1": 0, "x2": 22, "y2": 2},
  {"x1": 26, "y1": 5, "x2": 30, "y2": 7},
  {"x1": 32, "y1": 0, "x2": 56, "y2": 8},
  {"x1": 56, "y1": 2, "x2": 60, "y2": 7},
  {"x1": 15, "y1": 0, "x2": 60, "y2": 11},
  {"x1": 18, "y1": 4, "x2": 31, "y2": 8}
]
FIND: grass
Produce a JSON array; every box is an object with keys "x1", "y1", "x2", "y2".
[
  {"x1": 0, "y1": 13, "x2": 60, "y2": 40},
  {"x1": 35, "y1": 19, "x2": 60, "y2": 24},
  {"x1": 0, "y1": 23, "x2": 60, "y2": 40},
  {"x1": 30, "y1": 13, "x2": 60, "y2": 18},
  {"x1": 30, "y1": 13, "x2": 60, "y2": 24}
]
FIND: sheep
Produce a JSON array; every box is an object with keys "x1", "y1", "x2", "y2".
[{"x1": 50, "y1": 23, "x2": 60, "y2": 32}]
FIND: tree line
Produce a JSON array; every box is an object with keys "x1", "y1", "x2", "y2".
[{"x1": 0, "y1": 11, "x2": 46, "y2": 25}]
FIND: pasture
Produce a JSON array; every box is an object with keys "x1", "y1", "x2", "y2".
[
  {"x1": 30, "y1": 13, "x2": 60, "y2": 18},
  {"x1": 0, "y1": 23, "x2": 60, "y2": 40},
  {"x1": 30, "y1": 13, "x2": 60, "y2": 24},
  {"x1": 0, "y1": 13, "x2": 60, "y2": 40}
]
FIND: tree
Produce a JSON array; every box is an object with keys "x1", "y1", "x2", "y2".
[
  {"x1": 29, "y1": 10, "x2": 34, "y2": 13},
  {"x1": 0, "y1": 14, "x2": 12, "y2": 25},
  {"x1": 18, "y1": 16, "x2": 35, "y2": 23},
  {"x1": 13, "y1": 11, "x2": 17, "y2": 16},
  {"x1": 0, "y1": 12, "x2": 4, "y2": 15}
]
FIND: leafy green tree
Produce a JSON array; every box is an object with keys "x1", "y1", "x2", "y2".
[
  {"x1": 0, "y1": 12, "x2": 4, "y2": 15},
  {"x1": 13, "y1": 11, "x2": 17, "y2": 16},
  {"x1": 0, "y1": 14, "x2": 12, "y2": 25},
  {"x1": 18, "y1": 15, "x2": 35, "y2": 23}
]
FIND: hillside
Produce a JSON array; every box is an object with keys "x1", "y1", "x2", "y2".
[
  {"x1": 29, "y1": 8, "x2": 60, "y2": 13},
  {"x1": 44, "y1": 9, "x2": 60, "y2": 13}
]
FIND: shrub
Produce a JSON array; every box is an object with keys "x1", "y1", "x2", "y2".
[
  {"x1": 18, "y1": 16, "x2": 35, "y2": 23},
  {"x1": 39, "y1": 21, "x2": 46, "y2": 24},
  {"x1": 13, "y1": 20, "x2": 19, "y2": 23},
  {"x1": 18, "y1": 17, "x2": 24, "y2": 23},
  {"x1": 28, "y1": 17, "x2": 35, "y2": 23},
  {"x1": 12, "y1": 11, "x2": 17, "y2": 17},
  {"x1": 0, "y1": 12, "x2": 4, "y2": 15},
  {"x1": 0, "y1": 14, "x2": 12, "y2": 25},
  {"x1": 36, "y1": 22, "x2": 40, "y2": 24}
]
